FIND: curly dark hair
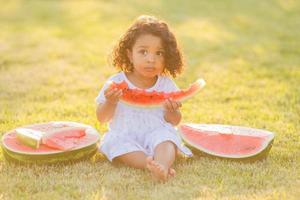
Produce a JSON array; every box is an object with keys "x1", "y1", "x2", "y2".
[{"x1": 110, "y1": 15, "x2": 184, "y2": 78}]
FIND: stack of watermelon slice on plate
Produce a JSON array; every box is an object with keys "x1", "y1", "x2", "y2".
[{"x1": 1, "y1": 121, "x2": 100, "y2": 164}]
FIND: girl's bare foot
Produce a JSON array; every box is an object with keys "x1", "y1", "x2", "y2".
[
  {"x1": 146, "y1": 157, "x2": 175, "y2": 182},
  {"x1": 168, "y1": 168, "x2": 176, "y2": 178},
  {"x1": 146, "y1": 156, "x2": 168, "y2": 182}
]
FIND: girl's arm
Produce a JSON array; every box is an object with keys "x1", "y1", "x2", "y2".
[
  {"x1": 163, "y1": 99, "x2": 182, "y2": 126},
  {"x1": 96, "y1": 88, "x2": 122, "y2": 123},
  {"x1": 96, "y1": 102, "x2": 118, "y2": 123}
]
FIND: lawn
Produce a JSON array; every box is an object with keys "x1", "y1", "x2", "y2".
[{"x1": 0, "y1": 0, "x2": 299, "y2": 199}]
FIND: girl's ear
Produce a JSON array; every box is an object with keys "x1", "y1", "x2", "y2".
[{"x1": 126, "y1": 49, "x2": 133, "y2": 63}]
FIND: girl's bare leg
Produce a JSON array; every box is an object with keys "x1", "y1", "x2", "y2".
[{"x1": 113, "y1": 151, "x2": 148, "y2": 169}]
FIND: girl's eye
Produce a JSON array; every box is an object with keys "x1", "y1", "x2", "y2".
[
  {"x1": 139, "y1": 50, "x2": 147, "y2": 55},
  {"x1": 157, "y1": 51, "x2": 164, "y2": 56}
]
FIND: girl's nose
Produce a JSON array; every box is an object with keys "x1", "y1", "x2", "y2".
[{"x1": 147, "y1": 54, "x2": 155, "y2": 63}]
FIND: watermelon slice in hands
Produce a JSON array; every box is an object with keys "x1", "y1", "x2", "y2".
[{"x1": 108, "y1": 78, "x2": 206, "y2": 108}]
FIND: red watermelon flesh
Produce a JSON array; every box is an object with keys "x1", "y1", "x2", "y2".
[
  {"x1": 108, "y1": 79, "x2": 206, "y2": 108},
  {"x1": 178, "y1": 124, "x2": 275, "y2": 159},
  {"x1": 42, "y1": 127, "x2": 86, "y2": 150}
]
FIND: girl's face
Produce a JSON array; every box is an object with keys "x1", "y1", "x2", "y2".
[{"x1": 127, "y1": 34, "x2": 165, "y2": 79}]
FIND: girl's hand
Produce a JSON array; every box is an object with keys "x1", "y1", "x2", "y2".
[
  {"x1": 163, "y1": 98, "x2": 182, "y2": 113},
  {"x1": 104, "y1": 88, "x2": 122, "y2": 105}
]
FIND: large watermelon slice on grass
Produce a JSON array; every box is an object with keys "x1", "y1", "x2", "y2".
[
  {"x1": 108, "y1": 78, "x2": 206, "y2": 108},
  {"x1": 178, "y1": 123, "x2": 275, "y2": 161},
  {"x1": 1, "y1": 121, "x2": 100, "y2": 164}
]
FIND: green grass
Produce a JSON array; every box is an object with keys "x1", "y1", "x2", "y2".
[{"x1": 0, "y1": 0, "x2": 299, "y2": 199}]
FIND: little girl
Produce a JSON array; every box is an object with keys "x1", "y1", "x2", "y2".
[{"x1": 95, "y1": 15, "x2": 193, "y2": 182}]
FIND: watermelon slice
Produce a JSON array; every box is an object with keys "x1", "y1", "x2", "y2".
[
  {"x1": 1, "y1": 121, "x2": 100, "y2": 164},
  {"x1": 178, "y1": 124, "x2": 275, "y2": 161},
  {"x1": 108, "y1": 79, "x2": 206, "y2": 108},
  {"x1": 42, "y1": 127, "x2": 87, "y2": 151},
  {"x1": 15, "y1": 128, "x2": 45, "y2": 149}
]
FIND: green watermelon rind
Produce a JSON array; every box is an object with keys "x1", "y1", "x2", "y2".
[
  {"x1": 2, "y1": 143, "x2": 98, "y2": 164},
  {"x1": 1, "y1": 141, "x2": 99, "y2": 164},
  {"x1": 178, "y1": 124, "x2": 275, "y2": 161}
]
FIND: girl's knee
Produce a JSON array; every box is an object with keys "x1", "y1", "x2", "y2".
[
  {"x1": 155, "y1": 140, "x2": 177, "y2": 151},
  {"x1": 161, "y1": 140, "x2": 176, "y2": 147}
]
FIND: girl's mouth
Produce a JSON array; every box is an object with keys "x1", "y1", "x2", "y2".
[{"x1": 144, "y1": 67, "x2": 156, "y2": 71}]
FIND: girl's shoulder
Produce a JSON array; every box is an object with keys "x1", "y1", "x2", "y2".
[
  {"x1": 158, "y1": 75, "x2": 177, "y2": 86},
  {"x1": 159, "y1": 75, "x2": 174, "y2": 83},
  {"x1": 157, "y1": 75, "x2": 179, "y2": 92},
  {"x1": 105, "y1": 72, "x2": 125, "y2": 83}
]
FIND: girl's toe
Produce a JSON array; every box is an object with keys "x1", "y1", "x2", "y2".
[{"x1": 168, "y1": 168, "x2": 176, "y2": 177}]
